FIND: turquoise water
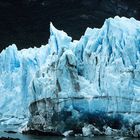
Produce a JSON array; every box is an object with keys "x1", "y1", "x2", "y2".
[{"x1": 0, "y1": 132, "x2": 139, "y2": 140}]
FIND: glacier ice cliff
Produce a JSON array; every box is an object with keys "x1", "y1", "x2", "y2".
[{"x1": 1, "y1": 16, "x2": 140, "y2": 137}]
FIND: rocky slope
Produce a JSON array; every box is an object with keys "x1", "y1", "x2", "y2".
[{"x1": 0, "y1": 0, "x2": 140, "y2": 50}]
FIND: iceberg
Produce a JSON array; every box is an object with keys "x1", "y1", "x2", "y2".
[{"x1": 1, "y1": 16, "x2": 140, "y2": 137}]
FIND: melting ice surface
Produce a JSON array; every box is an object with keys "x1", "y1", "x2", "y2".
[{"x1": 1, "y1": 16, "x2": 140, "y2": 135}]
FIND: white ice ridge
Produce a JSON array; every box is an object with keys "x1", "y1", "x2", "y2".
[{"x1": 0, "y1": 16, "x2": 140, "y2": 127}]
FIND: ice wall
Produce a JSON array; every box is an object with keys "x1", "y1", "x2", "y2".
[
  {"x1": 28, "y1": 17, "x2": 140, "y2": 135},
  {"x1": 1, "y1": 17, "x2": 140, "y2": 135},
  {"x1": 0, "y1": 44, "x2": 51, "y2": 126}
]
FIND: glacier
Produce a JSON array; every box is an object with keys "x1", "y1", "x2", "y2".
[{"x1": 1, "y1": 16, "x2": 140, "y2": 137}]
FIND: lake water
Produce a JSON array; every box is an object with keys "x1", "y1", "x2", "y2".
[{"x1": 0, "y1": 131, "x2": 139, "y2": 140}]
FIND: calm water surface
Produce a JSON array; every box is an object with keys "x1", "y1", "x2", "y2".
[{"x1": 0, "y1": 131, "x2": 139, "y2": 140}]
